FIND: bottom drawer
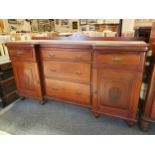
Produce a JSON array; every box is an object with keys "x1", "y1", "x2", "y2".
[
  {"x1": 45, "y1": 78, "x2": 90, "y2": 105},
  {"x1": 0, "y1": 91, "x2": 19, "y2": 107}
]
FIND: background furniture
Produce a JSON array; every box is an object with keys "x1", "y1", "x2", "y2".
[
  {"x1": 139, "y1": 22, "x2": 155, "y2": 131},
  {"x1": 0, "y1": 60, "x2": 19, "y2": 107},
  {"x1": 140, "y1": 55, "x2": 155, "y2": 131}
]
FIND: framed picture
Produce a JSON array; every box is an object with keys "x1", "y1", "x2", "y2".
[
  {"x1": 55, "y1": 19, "x2": 59, "y2": 25},
  {"x1": 8, "y1": 19, "x2": 17, "y2": 24},
  {"x1": 89, "y1": 25, "x2": 96, "y2": 31},
  {"x1": 79, "y1": 19, "x2": 87, "y2": 25},
  {"x1": 61, "y1": 19, "x2": 69, "y2": 26},
  {"x1": 80, "y1": 25, "x2": 87, "y2": 31},
  {"x1": 88, "y1": 19, "x2": 97, "y2": 24},
  {"x1": 72, "y1": 21, "x2": 78, "y2": 29}
]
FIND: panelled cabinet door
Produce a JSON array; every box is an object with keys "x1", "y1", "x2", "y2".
[
  {"x1": 92, "y1": 68, "x2": 142, "y2": 120},
  {"x1": 12, "y1": 61, "x2": 42, "y2": 99}
]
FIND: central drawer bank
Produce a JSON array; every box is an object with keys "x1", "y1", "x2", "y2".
[{"x1": 6, "y1": 41, "x2": 148, "y2": 126}]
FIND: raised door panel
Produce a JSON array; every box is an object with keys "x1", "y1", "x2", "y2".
[
  {"x1": 93, "y1": 68, "x2": 142, "y2": 119},
  {"x1": 12, "y1": 62, "x2": 42, "y2": 98}
]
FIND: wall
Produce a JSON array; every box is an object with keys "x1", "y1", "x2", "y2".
[
  {"x1": 55, "y1": 19, "x2": 120, "y2": 33},
  {"x1": 2, "y1": 19, "x2": 31, "y2": 33},
  {"x1": 122, "y1": 19, "x2": 135, "y2": 33}
]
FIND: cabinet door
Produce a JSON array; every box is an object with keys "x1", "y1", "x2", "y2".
[
  {"x1": 150, "y1": 96, "x2": 155, "y2": 119},
  {"x1": 12, "y1": 61, "x2": 42, "y2": 99},
  {"x1": 92, "y1": 68, "x2": 142, "y2": 120}
]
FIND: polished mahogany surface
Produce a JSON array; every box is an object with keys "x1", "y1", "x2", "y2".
[{"x1": 6, "y1": 40, "x2": 147, "y2": 125}]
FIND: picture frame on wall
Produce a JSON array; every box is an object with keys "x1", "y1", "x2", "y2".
[
  {"x1": 80, "y1": 25, "x2": 87, "y2": 31},
  {"x1": 55, "y1": 19, "x2": 59, "y2": 25},
  {"x1": 88, "y1": 19, "x2": 97, "y2": 24},
  {"x1": 61, "y1": 19, "x2": 69, "y2": 26},
  {"x1": 89, "y1": 25, "x2": 96, "y2": 31},
  {"x1": 79, "y1": 19, "x2": 87, "y2": 25},
  {"x1": 8, "y1": 19, "x2": 17, "y2": 24},
  {"x1": 72, "y1": 21, "x2": 78, "y2": 29}
]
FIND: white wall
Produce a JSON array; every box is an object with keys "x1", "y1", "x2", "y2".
[
  {"x1": 2, "y1": 19, "x2": 10, "y2": 33},
  {"x1": 122, "y1": 19, "x2": 135, "y2": 33},
  {"x1": 2, "y1": 19, "x2": 31, "y2": 33}
]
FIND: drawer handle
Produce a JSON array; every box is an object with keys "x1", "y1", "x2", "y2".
[
  {"x1": 49, "y1": 53, "x2": 55, "y2": 57},
  {"x1": 76, "y1": 90, "x2": 82, "y2": 95},
  {"x1": 49, "y1": 68, "x2": 56, "y2": 72},
  {"x1": 75, "y1": 70, "x2": 82, "y2": 75},
  {"x1": 52, "y1": 87, "x2": 59, "y2": 91},
  {"x1": 16, "y1": 50, "x2": 23, "y2": 55},
  {"x1": 75, "y1": 54, "x2": 82, "y2": 59},
  {"x1": 112, "y1": 56, "x2": 123, "y2": 62}
]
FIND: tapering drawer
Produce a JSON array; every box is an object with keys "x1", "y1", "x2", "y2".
[
  {"x1": 93, "y1": 52, "x2": 141, "y2": 67},
  {"x1": 7, "y1": 44, "x2": 36, "y2": 61},
  {"x1": 43, "y1": 61, "x2": 90, "y2": 83},
  {"x1": 45, "y1": 78, "x2": 90, "y2": 105},
  {"x1": 40, "y1": 48, "x2": 91, "y2": 62}
]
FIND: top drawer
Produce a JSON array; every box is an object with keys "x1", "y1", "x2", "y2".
[
  {"x1": 93, "y1": 52, "x2": 141, "y2": 67},
  {"x1": 7, "y1": 44, "x2": 36, "y2": 61},
  {"x1": 40, "y1": 48, "x2": 91, "y2": 62}
]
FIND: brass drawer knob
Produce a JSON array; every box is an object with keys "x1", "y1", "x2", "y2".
[
  {"x1": 75, "y1": 70, "x2": 82, "y2": 75},
  {"x1": 49, "y1": 68, "x2": 56, "y2": 72},
  {"x1": 76, "y1": 90, "x2": 82, "y2": 95},
  {"x1": 75, "y1": 54, "x2": 82, "y2": 59},
  {"x1": 52, "y1": 87, "x2": 59, "y2": 91},
  {"x1": 49, "y1": 53, "x2": 55, "y2": 57},
  {"x1": 16, "y1": 50, "x2": 23, "y2": 55},
  {"x1": 112, "y1": 56, "x2": 123, "y2": 62}
]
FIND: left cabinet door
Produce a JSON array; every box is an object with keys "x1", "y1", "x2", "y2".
[{"x1": 12, "y1": 61, "x2": 42, "y2": 100}]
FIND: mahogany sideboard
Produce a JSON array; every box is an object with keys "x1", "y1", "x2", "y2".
[{"x1": 6, "y1": 40, "x2": 148, "y2": 126}]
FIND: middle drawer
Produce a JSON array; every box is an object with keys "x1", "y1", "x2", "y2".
[{"x1": 43, "y1": 61, "x2": 90, "y2": 83}]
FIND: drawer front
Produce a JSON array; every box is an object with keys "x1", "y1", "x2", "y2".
[
  {"x1": 9, "y1": 48, "x2": 36, "y2": 61},
  {"x1": 94, "y1": 53, "x2": 141, "y2": 66},
  {"x1": 40, "y1": 48, "x2": 91, "y2": 62},
  {"x1": 43, "y1": 61, "x2": 90, "y2": 83},
  {"x1": 45, "y1": 78, "x2": 90, "y2": 105},
  {"x1": 0, "y1": 63, "x2": 12, "y2": 71},
  {"x1": 0, "y1": 69, "x2": 13, "y2": 81},
  {"x1": 0, "y1": 78, "x2": 16, "y2": 96},
  {"x1": 1, "y1": 91, "x2": 19, "y2": 107}
]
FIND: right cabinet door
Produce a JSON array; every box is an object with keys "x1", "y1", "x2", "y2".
[{"x1": 92, "y1": 68, "x2": 142, "y2": 121}]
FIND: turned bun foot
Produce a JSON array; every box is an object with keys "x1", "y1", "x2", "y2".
[
  {"x1": 126, "y1": 121, "x2": 135, "y2": 127},
  {"x1": 93, "y1": 112, "x2": 100, "y2": 118},
  {"x1": 21, "y1": 97, "x2": 26, "y2": 100},
  {"x1": 140, "y1": 119, "x2": 150, "y2": 132},
  {"x1": 39, "y1": 99, "x2": 47, "y2": 105}
]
